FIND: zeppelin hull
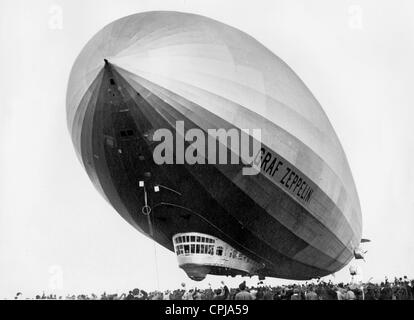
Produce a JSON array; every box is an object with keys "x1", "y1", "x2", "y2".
[{"x1": 67, "y1": 11, "x2": 362, "y2": 280}]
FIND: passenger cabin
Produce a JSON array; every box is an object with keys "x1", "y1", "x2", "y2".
[{"x1": 172, "y1": 232, "x2": 261, "y2": 281}]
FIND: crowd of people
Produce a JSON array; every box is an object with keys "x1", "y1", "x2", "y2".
[{"x1": 15, "y1": 276, "x2": 414, "y2": 300}]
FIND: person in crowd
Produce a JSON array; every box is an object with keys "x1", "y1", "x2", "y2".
[
  {"x1": 273, "y1": 289, "x2": 282, "y2": 300},
  {"x1": 193, "y1": 289, "x2": 202, "y2": 300},
  {"x1": 163, "y1": 290, "x2": 171, "y2": 300},
  {"x1": 125, "y1": 290, "x2": 134, "y2": 300},
  {"x1": 14, "y1": 292, "x2": 23, "y2": 300},
  {"x1": 263, "y1": 287, "x2": 274, "y2": 300},
  {"x1": 290, "y1": 288, "x2": 301, "y2": 300},
  {"x1": 345, "y1": 287, "x2": 356, "y2": 300},
  {"x1": 235, "y1": 281, "x2": 252, "y2": 300},
  {"x1": 250, "y1": 288, "x2": 258, "y2": 300},
  {"x1": 364, "y1": 284, "x2": 378, "y2": 300},
  {"x1": 379, "y1": 282, "x2": 392, "y2": 300},
  {"x1": 219, "y1": 281, "x2": 230, "y2": 300},
  {"x1": 182, "y1": 288, "x2": 194, "y2": 300},
  {"x1": 212, "y1": 289, "x2": 225, "y2": 300},
  {"x1": 305, "y1": 286, "x2": 318, "y2": 300}
]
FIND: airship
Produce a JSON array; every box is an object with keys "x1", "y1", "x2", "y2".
[{"x1": 66, "y1": 11, "x2": 363, "y2": 281}]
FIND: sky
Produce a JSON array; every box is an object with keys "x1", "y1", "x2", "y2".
[{"x1": 0, "y1": 0, "x2": 413, "y2": 298}]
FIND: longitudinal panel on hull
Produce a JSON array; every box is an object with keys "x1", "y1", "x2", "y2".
[{"x1": 67, "y1": 11, "x2": 362, "y2": 280}]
